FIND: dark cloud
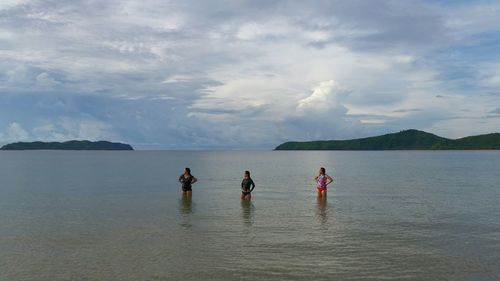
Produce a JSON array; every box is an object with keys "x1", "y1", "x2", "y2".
[
  {"x1": 489, "y1": 108, "x2": 500, "y2": 115},
  {"x1": 392, "y1": 108, "x2": 422, "y2": 113}
]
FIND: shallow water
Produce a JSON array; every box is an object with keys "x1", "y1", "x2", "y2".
[{"x1": 0, "y1": 151, "x2": 499, "y2": 280}]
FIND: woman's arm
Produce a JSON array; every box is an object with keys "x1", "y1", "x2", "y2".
[
  {"x1": 326, "y1": 175, "x2": 333, "y2": 185},
  {"x1": 250, "y1": 180, "x2": 255, "y2": 192},
  {"x1": 192, "y1": 177, "x2": 198, "y2": 184}
]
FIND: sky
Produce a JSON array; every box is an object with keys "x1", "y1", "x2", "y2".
[{"x1": 1, "y1": 0, "x2": 499, "y2": 149}]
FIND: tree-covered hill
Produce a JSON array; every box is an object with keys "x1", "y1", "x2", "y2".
[
  {"x1": 1, "y1": 140, "x2": 134, "y2": 150},
  {"x1": 275, "y1": 130, "x2": 500, "y2": 150}
]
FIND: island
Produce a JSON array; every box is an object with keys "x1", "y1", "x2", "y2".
[
  {"x1": 0, "y1": 140, "x2": 134, "y2": 150},
  {"x1": 275, "y1": 129, "x2": 500, "y2": 150}
]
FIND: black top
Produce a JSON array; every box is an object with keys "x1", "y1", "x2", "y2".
[
  {"x1": 179, "y1": 174, "x2": 194, "y2": 190},
  {"x1": 241, "y1": 178, "x2": 255, "y2": 192}
]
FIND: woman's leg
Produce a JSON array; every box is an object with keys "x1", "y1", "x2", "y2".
[
  {"x1": 317, "y1": 189, "x2": 327, "y2": 198},
  {"x1": 241, "y1": 192, "x2": 251, "y2": 200},
  {"x1": 317, "y1": 188, "x2": 324, "y2": 197}
]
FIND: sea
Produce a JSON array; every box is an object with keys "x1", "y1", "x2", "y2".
[{"x1": 0, "y1": 150, "x2": 499, "y2": 281}]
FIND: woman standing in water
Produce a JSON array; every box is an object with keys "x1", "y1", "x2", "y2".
[
  {"x1": 179, "y1": 167, "x2": 197, "y2": 197},
  {"x1": 241, "y1": 170, "x2": 255, "y2": 200},
  {"x1": 314, "y1": 167, "x2": 333, "y2": 198}
]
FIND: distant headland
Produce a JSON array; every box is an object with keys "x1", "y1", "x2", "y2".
[
  {"x1": 275, "y1": 129, "x2": 500, "y2": 150},
  {"x1": 0, "y1": 140, "x2": 134, "y2": 150}
]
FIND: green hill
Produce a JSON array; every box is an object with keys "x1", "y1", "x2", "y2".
[
  {"x1": 275, "y1": 130, "x2": 500, "y2": 150},
  {"x1": 0, "y1": 140, "x2": 133, "y2": 150}
]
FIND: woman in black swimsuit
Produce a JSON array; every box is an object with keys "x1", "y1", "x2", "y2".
[
  {"x1": 179, "y1": 167, "x2": 197, "y2": 197},
  {"x1": 241, "y1": 170, "x2": 255, "y2": 200}
]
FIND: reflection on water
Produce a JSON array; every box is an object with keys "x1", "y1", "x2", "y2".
[
  {"x1": 315, "y1": 196, "x2": 328, "y2": 225},
  {"x1": 241, "y1": 199, "x2": 254, "y2": 226},
  {"x1": 179, "y1": 196, "x2": 193, "y2": 228},
  {"x1": 180, "y1": 196, "x2": 193, "y2": 215}
]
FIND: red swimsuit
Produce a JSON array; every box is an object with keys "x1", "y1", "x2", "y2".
[{"x1": 316, "y1": 174, "x2": 328, "y2": 191}]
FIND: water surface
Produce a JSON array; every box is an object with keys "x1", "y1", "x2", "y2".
[{"x1": 0, "y1": 151, "x2": 499, "y2": 280}]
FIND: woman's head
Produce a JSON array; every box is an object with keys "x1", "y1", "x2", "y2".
[
  {"x1": 184, "y1": 167, "x2": 191, "y2": 175},
  {"x1": 244, "y1": 170, "x2": 250, "y2": 178},
  {"x1": 319, "y1": 167, "x2": 326, "y2": 175}
]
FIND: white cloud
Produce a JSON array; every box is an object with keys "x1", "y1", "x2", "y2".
[
  {"x1": 360, "y1": 119, "x2": 386, "y2": 124},
  {"x1": 0, "y1": 119, "x2": 117, "y2": 143},
  {"x1": 236, "y1": 22, "x2": 268, "y2": 41},
  {"x1": 2, "y1": 122, "x2": 30, "y2": 141},
  {"x1": 425, "y1": 117, "x2": 500, "y2": 139},
  {"x1": 162, "y1": 74, "x2": 194, "y2": 84},
  {"x1": 36, "y1": 72, "x2": 60, "y2": 87},
  {"x1": 0, "y1": 0, "x2": 26, "y2": 11},
  {"x1": 481, "y1": 75, "x2": 500, "y2": 87},
  {"x1": 444, "y1": 3, "x2": 500, "y2": 37},
  {"x1": 394, "y1": 55, "x2": 415, "y2": 64},
  {"x1": 32, "y1": 118, "x2": 117, "y2": 141},
  {"x1": 236, "y1": 19, "x2": 296, "y2": 41},
  {"x1": 297, "y1": 80, "x2": 339, "y2": 112},
  {"x1": 0, "y1": 29, "x2": 13, "y2": 39}
]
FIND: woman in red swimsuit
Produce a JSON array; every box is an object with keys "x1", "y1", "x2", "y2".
[{"x1": 314, "y1": 167, "x2": 333, "y2": 198}]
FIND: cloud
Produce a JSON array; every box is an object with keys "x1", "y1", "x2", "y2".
[
  {"x1": 482, "y1": 75, "x2": 500, "y2": 87},
  {"x1": 0, "y1": 118, "x2": 117, "y2": 144},
  {"x1": 425, "y1": 117, "x2": 500, "y2": 138},
  {"x1": 0, "y1": 0, "x2": 499, "y2": 148},
  {"x1": 31, "y1": 118, "x2": 117, "y2": 141},
  {"x1": 2, "y1": 122, "x2": 30, "y2": 141},
  {"x1": 280, "y1": 80, "x2": 364, "y2": 141},
  {"x1": 297, "y1": 80, "x2": 340, "y2": 112},
  {"x1": 392, "y1": 108, "x2": 422, "y2": 113},
  {"x1": 0, "y1": 0, "x2": 26, "y2": 11},
  {"x1": 36, "y1": 72, "x2": 60, "y2": 87},
  {"x1": 489, "y1": 108, "x2": 500, "y2": 115}
]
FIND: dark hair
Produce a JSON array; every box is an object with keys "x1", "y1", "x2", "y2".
[
  {"x1": 319, "y1": 167, "x2": 326, "y2": 175},
  {"x1": 244, "y1": 170, "x2": 250, "y2": 177},
  {"x1": 185, "y1": 167, "x2": 191, "y2": 175}
]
